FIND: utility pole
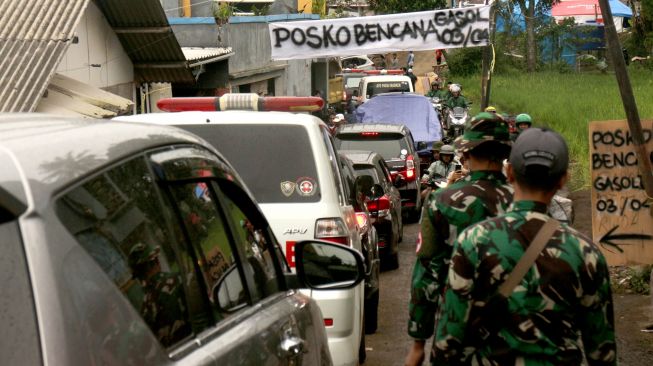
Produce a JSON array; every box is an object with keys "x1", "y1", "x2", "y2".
[
  {"x1": 480, "y1": 0, "x2": 496, "y2": 110},
  {"x1": 596, "y1": 0, "x2": 653, "y2": 212}
]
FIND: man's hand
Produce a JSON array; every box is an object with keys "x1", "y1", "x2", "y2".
[{"x1": 404, "y1": 340, "x2": 426, "y2": 366}]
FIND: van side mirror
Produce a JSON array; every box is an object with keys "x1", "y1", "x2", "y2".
[
  {"x1": 416, "y1": 141, "x2": 427, "y2": 151},
  {"x1": 294, "y1": 241, "x2": 366, "y2": 289},
  {"x1": 354, "y1": 175, "x2": 374, "y2": 204}
]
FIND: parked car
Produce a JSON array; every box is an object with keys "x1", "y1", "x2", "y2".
[
  {"x1": 340, "y1": 55, "x2": 375, "y2": 70},
  {"x1": 116, "y1": 94, "x2": 370, "y2": 365},
  {"x1": 340, "y1": 70, "x2": 406, "y2": 112},
  {"x1": 0, "y1": 114, "x2": 366, "y2": 366},
  {"x1": 339, "y1": 150, "x2": 403, "y2": 270},
  {"x1": 338, "y1": 153, "x2": 381, "y2": 334},
  {"x1": 335, "y1": 123, "x2": 424, "y2": 222}
]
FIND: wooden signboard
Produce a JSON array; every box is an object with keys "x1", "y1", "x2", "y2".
[{"x1": 589, "y1": 119, "x2": 653, "y2": 265}]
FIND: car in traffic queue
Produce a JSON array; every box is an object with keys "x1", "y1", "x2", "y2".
[
  {"x1": 338, "y1": 153, "x2": 381, "y2": 334},
  {"x1": 339, "y1": 150, "x2": 403, "y2": 270},
  {"x1": 0, "y1": 114, "x2": 367, "y2": 366},
  {"x1": 115, "y1": 94, "x2": 371, "y2": 366},
  {"x1": 357, "y1": 74, "x2": 414, "y2": 104},
  {"x1": 340, "y1": 69, "x2": 405, "y2": 111},
  {"x1": 334, "y1": 123, "x2": 425, "y2": 222}
]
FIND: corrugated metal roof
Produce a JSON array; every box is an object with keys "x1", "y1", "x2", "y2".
[
  {"x1": 0, "y1": 0, "x2": 90, "y2": 113},
  {"x1": 182, "y1": 47, "x2": 234, "y2": 62},
  {"x1": 95, "y1": 0, "x2": 195, "y2": 84}
]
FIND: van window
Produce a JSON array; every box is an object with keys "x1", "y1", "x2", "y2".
[
  {"x1": 366, "y1": 81, "x2": 411, "y2": 97},
  {"x1": 56, "y1": 156, "x2": 196, "y2": 349},
  {"x1": 335, "y1": 134, "x2": 409, "y2": 161},
  {"x1": 178, "y1": 125, "x2": 320, "y2": 203}
]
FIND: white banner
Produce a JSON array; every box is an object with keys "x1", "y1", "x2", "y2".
[{"x1": 269, "y1": 5, "x2": 491, "y2": 60}]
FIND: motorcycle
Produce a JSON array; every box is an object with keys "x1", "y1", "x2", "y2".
[
  {"x1": 446, "y1": 107, "x2": 468, "y2": 138},
  {"x1": 429, "y1": 97, "x2": 445, "y2": 129}
]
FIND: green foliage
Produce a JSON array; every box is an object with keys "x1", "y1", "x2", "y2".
[
  {"x1": 312, "y1": 0, "x2": 327, "y2": 16},
  {"x1": 447, "y1": 47, "x2": 484, "y2": 77},
  {"x1": 612, "y1": 265, "x2": 652, "y2": 295},
  {"x1": 212, "y1": 3, "x2": 233, "y2": 23},
  {"x1": 368, "y1": 0, "x2": 447, "y2": 13},
  {"x1": 453, "y1": 69, "x2": 653, "y2": 190},
  {"x1": 251, "y1": 4, "x2": 269, "y2": 16}
]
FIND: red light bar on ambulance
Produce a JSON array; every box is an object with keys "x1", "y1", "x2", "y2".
[
  {"x1": 342, "y1": 69, "x2": 404, "y2": 75},
  {"x1": 157, "y1": 94, "x2": 324, "y2": 113}
]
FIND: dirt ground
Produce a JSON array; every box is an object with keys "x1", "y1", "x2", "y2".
[{"x1": 570, "y1": 189, "x2": 653, "y2": 365}]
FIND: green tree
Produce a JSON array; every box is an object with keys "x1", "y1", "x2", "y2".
[
  {"x1": 629, "y1": 0, "x2": 653, "y2": 56},
  {"x1": 368, "y1": 0, "x2": 447, "y2": 13}
]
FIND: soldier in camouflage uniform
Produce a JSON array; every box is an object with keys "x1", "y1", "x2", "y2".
[
  {"x1": 433, "y1": 128, "x2": 616, "y2": 365},
  {"x1": 129, "y1": 243, "x2": 191, "y2": 347},
  {"x1": 405, "y1": 113, "x2": 513, "y2": 366}
]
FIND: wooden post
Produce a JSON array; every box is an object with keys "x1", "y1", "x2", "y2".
[
  {"x1": 480, "y1": 1, "x2": 496, "y2": 110},
  {"x1": 596, "y1": 0, "x2": 653, "y2": 213}
]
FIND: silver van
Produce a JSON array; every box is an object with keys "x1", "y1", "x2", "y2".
[{"x1": 0, "y1": 115, "x2": 365, "y2": 365}]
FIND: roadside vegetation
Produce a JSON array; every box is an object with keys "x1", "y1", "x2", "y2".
[{"x1": 450, "y1": 67, "x2": 653, "y2": 190}]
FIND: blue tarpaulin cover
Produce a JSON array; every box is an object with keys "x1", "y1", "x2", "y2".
[{"x1": 354, "y1": 93, "x2": 442, "y2": 144}]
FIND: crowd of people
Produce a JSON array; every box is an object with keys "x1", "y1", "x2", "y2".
[{"x1": 405, "y1": 113, "x2": 616, "y2": 366}]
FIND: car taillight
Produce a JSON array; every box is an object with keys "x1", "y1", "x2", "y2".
[
  {"x1": 355, "y1": 212, "x2": 368, "y2": 232},
  {"x1": 157, "y1": 94, "x2": 324, "y2": 112},
  {"x1": 360, "y1": 132, "x2": 379, "y2": 136},
  {"x1": 343, "y1": 90, "x2": 347, "y2": 100},
  {"x1": 324, "y1": 318, "x2": 334, "y2": 327},
  {"x1": 315, "y1": 218, "x2": 349, "y2": 245},
  {"x1": 367, "y1": 197, "x2": 391, "y2": 218},
  {"x1": 405, "y1": 155, "x2": 416, "y2": 181}
]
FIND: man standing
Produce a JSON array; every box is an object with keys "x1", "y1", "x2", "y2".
[
  {"x1": 405, "y1": 113, "x2": 513, "y2": 366},
  {"x1": 433, "y1": 128, "x2": 616, "y2": 365},
  {"x1": 390, "y1": 53, "x2": 400, "y2": 69},
  {"x1": 407, "y1": 68, "x2": 417, "y2": 90},
  {"x1": 407, "y1": 50, "x2": 415, "y2": 68}
]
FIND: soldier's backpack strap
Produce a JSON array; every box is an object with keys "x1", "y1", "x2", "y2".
[
  {"x1": 469, "y1": 218, "x2": 561, "y2": 345},
  {"x1": 498, "y1": 218, "x2": 560, "y2": 298}
]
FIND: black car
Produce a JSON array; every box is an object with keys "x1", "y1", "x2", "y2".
[
  {"x1": 335, "y1": 123, "x2": 425, "y2": 222},
  {"x1": 338, "y1": 153, "x2": 381, "y2": 334},
  {"x1": 340, "y1": 150, "x2": 403, "y2": 270}
]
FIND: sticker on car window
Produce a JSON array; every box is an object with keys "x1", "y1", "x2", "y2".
[
  {"x1": 280, "y1": 181, "x2": 296, "y2": 197},
  {"x1": 296, "y1": 177, "x2": 318, "y2": 197}
]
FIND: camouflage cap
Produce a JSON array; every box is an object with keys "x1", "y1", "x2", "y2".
[
  {"x1": 128, "y1": 243, "x2": 160, "y2": 268},
  {"x1": 454, "y1": 112, "x2": 511, "y2": 152},
  {"x1": 431, "y1": 141, "x2": 444, "y2": 151}
]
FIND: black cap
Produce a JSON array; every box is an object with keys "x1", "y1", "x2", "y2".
[{"x1": 510, "y1": 128, "x2": 568, "y2": 176}]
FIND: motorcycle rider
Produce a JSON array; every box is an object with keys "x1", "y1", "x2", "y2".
[
  {"x1": 516, "y1": 113, "x2": 532, "y2": 131},
  {"x1": 485, "y1": 106, "x2": 497, "y2": 115},
  {"x1": 511, "y1": 113, "x2": 532, "y2": 141},
  {"x1": 446, "y1": 84, "x2": 469, "y2": 109},
  {"x1": 427, "y1": 144, "x2": 456, "y2": 180},
  {"x1": 426, "y1": 81, "x2": 449, "y2": 100}
]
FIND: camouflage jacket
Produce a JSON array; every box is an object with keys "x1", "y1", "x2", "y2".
[
  {"x1": 141, "y1": 272, "x2": 190, "y2": 347},
  {"x1": 433, "y1": 200, "x2": 616, "y2": 366},
  {"x1": 408, "y1": 170, "x2": 513, "y2": 340}
]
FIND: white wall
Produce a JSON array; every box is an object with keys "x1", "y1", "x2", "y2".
[{"x1": 57, "y1": 1, "x2": 133, "y2": 88}]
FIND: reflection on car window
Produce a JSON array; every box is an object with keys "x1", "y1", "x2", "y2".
[
  {"x1": 168, "y1": 182, "x2": 248, "y2": 315},
  {"x1": 217, "y1": 181, "x2": 281, "y2": 300},
  {"x1": 56, "y1": 157, "x2": 193, "y2": 349}
]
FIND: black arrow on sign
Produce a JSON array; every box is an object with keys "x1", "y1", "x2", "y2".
[{"x1": 599, "y1": 225, "x2": 653, "y2": 253}]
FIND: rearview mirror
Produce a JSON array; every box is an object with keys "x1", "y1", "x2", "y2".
[
  {"x1": 394, "y1": 174, "x2": 406, "y2": 187},
  {"x1": 370, "y1": 184, "x2": 384, "y2": 199},
  {"x1": 294, "y1": 240, "x2": 365, "y2": 290},
  {"x1": 212, "y1": 265, "x2": 247, "y2": 313},
  {"x1": 416, "y1": 141, "x2": 427, "y2": 151}
]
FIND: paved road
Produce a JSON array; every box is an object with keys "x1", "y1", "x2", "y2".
[{"x1": 365, "y1": 221, "x2": 430, "y2": 365}]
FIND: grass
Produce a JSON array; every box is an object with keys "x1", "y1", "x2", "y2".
[{"x1": 452, "y1": 67, "x2": 653, "y2": 190}]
